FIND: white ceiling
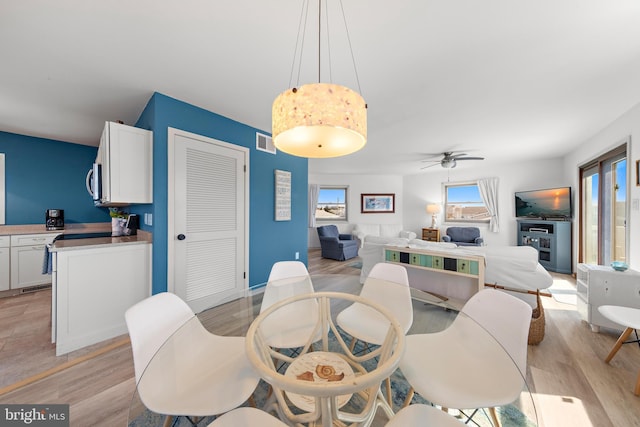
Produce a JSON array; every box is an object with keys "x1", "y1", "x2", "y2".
[{"x1": 2, "y1": 1, "x2": 640, "y2": 175}]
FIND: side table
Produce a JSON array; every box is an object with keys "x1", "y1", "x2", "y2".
[{"x1": 421, "y1": 227, "x2": 440, "y2": 242}]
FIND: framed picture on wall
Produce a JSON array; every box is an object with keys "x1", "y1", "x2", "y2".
[{"x1": 361, "y1": 193, "x2": 395, "y2": 213}]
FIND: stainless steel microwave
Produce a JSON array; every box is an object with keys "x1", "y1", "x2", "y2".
[{"x1": 85, "y1": 163, "x2": 102, "y2": 205}]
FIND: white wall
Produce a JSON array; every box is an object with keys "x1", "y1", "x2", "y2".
[
  {"x1": 563, "y1": 101, "x2": 640, "y2": 270},
  {"x1": 403, "y1": 158, "x2": 567, "y2": 247},
  {"x1": 308, "y1": 174, "x2": 403, "y2": 248}
]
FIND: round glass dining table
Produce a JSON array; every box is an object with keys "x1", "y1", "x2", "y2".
[{"x1": 127, "y1": 273, "x2": 538, "y2": 427}]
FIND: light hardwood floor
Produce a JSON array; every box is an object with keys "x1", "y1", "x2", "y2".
[{"x1": 1, "y1": 249, "x2": 639, "y2": 426}]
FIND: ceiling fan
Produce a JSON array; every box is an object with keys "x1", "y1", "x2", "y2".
[{"x1": 421, "y1": 152, "x2": 485, "y2": 169}]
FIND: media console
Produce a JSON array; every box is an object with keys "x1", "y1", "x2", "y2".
[
  {"x1": 517, "y1": 219, "x2": 571, "y2": 274},
  {"x1": 384, "y1": 245, "x2": 485, "y2": 309}
]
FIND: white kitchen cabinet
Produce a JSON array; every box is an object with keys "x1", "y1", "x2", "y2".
[
  {"x1": 0, "y1": 236, "x2": 10, "y2": 291},
  {"x1": 52, "y1": 242, "x2": 151, "y2": 356},
  {"x1": 10, "y1": 233, "x2": 59, "y2": 289},
  {"x1": 576, "y1": 263, "x2": 640, "y2": 332},
  {"x1": 97, "y1": 121, "x2": 153, "y2": 206}
]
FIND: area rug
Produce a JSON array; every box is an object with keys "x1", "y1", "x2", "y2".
[
  {"x1": 348, "y1": 261, "x2": 362, "y2": 269},
  {"x1": 548, "y1": 276, "x2": 577, "y2": 305},
  {"x1": 128, "y1": 331, "x2": 536, "y2": 427}
]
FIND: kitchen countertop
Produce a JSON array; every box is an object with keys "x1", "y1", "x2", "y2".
[
  {"x1": 0, "y1": 222, "x2": 112, "y2": 236},
  {"x1": 0, "y1": 222, "x2": 152, "y2": 251},
  {"x1": 50, "y1": 232, "x2": 152, "y2": 252}
]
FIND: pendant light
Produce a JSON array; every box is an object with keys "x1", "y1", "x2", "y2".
[{"x1": 272, "y1": 0, "x2": 367, "y2": 158}]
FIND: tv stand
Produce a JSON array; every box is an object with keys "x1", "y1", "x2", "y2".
[{"x1": 517, "y1": 219, "x2": 572, "y2": 274}]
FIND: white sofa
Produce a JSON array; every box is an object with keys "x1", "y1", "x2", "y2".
[{"x1": 352, "y1": 224, "x2": 416, "y2": 247}]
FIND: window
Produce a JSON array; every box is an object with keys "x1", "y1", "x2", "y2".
[
  {"x1": 444, "y1": 182, "x2": 490, "y2": 222},
  {"x1": 316, "y1": 186, "x2": 348, "y2": 221}
]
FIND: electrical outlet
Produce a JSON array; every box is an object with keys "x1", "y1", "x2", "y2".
[
  {"x1": 144, "y1": 213, "x2": 153, "y2": 226},
  {"x1": 295, "y1": 251, "x2": 299, "y2": 260}
]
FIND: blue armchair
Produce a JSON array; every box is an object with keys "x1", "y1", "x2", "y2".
[
  {"x1": 441, "y1": 227, "x2": 484, "y2": 246},
  {"x1": 317, "y1": 225, "x2": 359, "y2": 261}
]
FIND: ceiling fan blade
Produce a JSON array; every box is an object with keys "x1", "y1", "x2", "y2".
[
  {"x1": 449, "y1": 153, "x2": 468, "y2": 159},
  {"x1": 420, "y1": 163, "x2": 440, "y2": 169},
  {"x1": 455, "y1": 156, "x2": 485, "y2": 161},
  {"x1": 420, "y1": 159, "x2": 441, "y2": 163}
]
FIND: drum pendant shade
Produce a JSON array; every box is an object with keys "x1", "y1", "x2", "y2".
[{"x1": 272, "y1": 83, "x2": 367, "y2": 158}]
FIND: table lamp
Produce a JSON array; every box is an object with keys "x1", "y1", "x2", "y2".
[{"x1": 426, "y1": 204, "x2": 441, "y2": 228}]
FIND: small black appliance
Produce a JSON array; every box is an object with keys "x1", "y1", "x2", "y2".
[
  {"x1": 124, "y1": 214, "x2": 139, "y2": 236},
  {"x1": 46, "y1": 209, "x2": 64, "y2": 230}
]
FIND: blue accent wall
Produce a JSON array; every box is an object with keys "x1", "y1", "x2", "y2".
[
  {"x1": 0, "y1": 131, "x2": 109, "y2": 225},
  {"x1": 135, "y1": 92, "x2": 308, "y2": 294}
]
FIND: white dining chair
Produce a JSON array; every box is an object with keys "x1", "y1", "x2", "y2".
[
  {"x1": 206, "y1": 407, "x2": 287, "y2": 427},
  {"x1": 399, "y1": 288, "x2": 532, "y2": 427},
  {"x1": 125, "y1": 292, "x2": 260, "y2": 425},
  {"x1": 336, "y1": 262, "x2": 412, "y2": 404},
  {"x1": 259, "y1": 261, "x2": 321, "y2": 349},
  {"x1": 386, "y1": 404, "x2": 465, "y2": 426}
]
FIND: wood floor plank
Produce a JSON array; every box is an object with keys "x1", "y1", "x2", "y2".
[{"x1": 1, "y1": 250, "x2": 638, "y2": 427}]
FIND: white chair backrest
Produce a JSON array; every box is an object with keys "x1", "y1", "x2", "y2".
[
  {"x1": 267, "y1": 261, "x2": 310, "y2": 282},
  {"x1": 125, "y1": 292, "x2": 194, "y2": 383},
  {"x1": 261, "y1": 261, "x2": 314, "y2": 313},
  {"x1": 367, "y1": 262, "x2": 410, "y2": 284},
  {"x1": 360, "y1": 263, "x2": 413, "y2": 333},
  {"x1": 461, "y1": 289, "x2": 533, "y2": 373}
]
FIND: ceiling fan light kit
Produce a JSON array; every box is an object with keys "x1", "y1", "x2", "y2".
[{"x1": 272, "y1": 0, "x2": 367, "y2": 159}]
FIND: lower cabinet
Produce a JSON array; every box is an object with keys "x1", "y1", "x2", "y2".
[
  {"x1": 0, "y1": 236, "x2": 10, "y2": 291},
  {"x1": 10, "y1": 233, "x2": 59, "y2": 289},
  {"x1": 52, "y1": 242, "x2": 151, "y2": 356}
]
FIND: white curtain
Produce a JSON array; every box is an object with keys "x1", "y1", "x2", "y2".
[
  {"x1": 478, "y1": 177, "x2": 499, "y2": 233},
  {"x1": 308, "y1": 184, "x2": 319, "y2": 228}
]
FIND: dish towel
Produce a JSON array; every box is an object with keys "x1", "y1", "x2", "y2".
[{"x1": 42, "y1": 244, "x2": 52, "y2": 274}]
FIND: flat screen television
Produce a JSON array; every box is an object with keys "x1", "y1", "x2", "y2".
[{"x1": 515, "y1": 187, "x2": 572, "y2": 219}]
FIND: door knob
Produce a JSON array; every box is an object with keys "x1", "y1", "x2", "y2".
[{"x1": 177, "y1": 234, "x2": 186, "y2": 240}]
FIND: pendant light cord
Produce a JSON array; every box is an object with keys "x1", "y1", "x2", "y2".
[
  {"x1": 289, "y1": 0, "x2": 310, "y2": 89},
  {"x1": 286, "y1": 0, "x2": 363, "y2": 97},
  {"x1": 318, "y1": 0, "x2": 321, "y2": 83},
  {"x1": 338, "y1": 0, "x2": 362, "y2": 95}
]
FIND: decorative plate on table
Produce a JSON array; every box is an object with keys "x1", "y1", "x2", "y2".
[
  {"x1": 285, "y1": 351, "x2": 355, "y2": 412},
  {"x1": 611, "y1": 261, "x2": 629, "y2": 272}
]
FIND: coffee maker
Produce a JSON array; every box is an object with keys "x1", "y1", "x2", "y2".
[{"x1": 46, "y1": 209, "x2": 64, "y2": 230}]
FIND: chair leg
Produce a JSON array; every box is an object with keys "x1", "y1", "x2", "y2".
[
  {"x1": 163, "y1": 416, "x2": 173, "y2": 427},
  {"x1": 349, "y1": 337, "x2": 357, "y2": 352},
  {"x1": 402, "y1": 387, "x2": 414, "y2": 408},
  {"x1": 489, "y1": 407, "x2": 501, "y2": 427},
  {"x1": 385, "y1": 377, "x2": 392, "y2": 406},
  {"x1": 605, "y1": 327, "x2": 634, "y2": 363}
]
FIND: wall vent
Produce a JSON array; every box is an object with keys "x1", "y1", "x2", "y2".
[{"x1": 256, "y1": 132, "x2": 276, "y2": 154}]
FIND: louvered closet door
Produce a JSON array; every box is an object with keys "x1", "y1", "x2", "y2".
[{"x1": 169, "y1": 129, "x2": 248, "y2": 313}]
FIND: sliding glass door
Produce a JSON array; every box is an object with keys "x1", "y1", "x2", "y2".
[
  {"x1": 580, "y1": 144, "x2": 627, "y2": 265},
  {"x1": 582, "y1": 165, "x2": 599, "y2": 264}
]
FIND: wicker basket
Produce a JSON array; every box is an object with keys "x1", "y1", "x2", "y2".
[{"x1": 528, "y1": 289, "x2": 545, "y2": 345}]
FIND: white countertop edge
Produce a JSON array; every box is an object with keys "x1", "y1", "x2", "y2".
[{"x1": 50, "y1": 237, "x2": 151, "y2": 252}]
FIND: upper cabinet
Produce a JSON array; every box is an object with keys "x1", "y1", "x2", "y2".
[{"x1": 96, "y1": 121, "x2": 153, "y2": 206}]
